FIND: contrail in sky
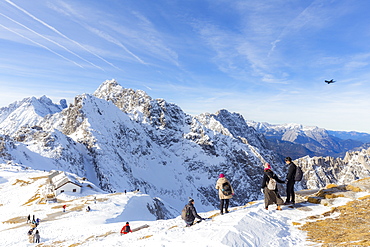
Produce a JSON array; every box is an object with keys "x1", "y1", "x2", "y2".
[
  {"x1": 0, "y1": 12, "x2": 105, "y2": 71},
  {"x1": 85, "y1": 25, "x2": 146, "y2": 65},
  {"x1": 0, "y1": 23, "x2": 84, "y2": 68},
  {"x1": 5, "y1": 0, "x2": 122, "y2": 71}
]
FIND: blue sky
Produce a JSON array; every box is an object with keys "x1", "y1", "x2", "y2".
[{"x1": 1, "y1": 0, "x2": 370, "y2": 133}]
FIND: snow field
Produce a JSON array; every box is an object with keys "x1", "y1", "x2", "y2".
[{"x1": 0, "y1": 168, "x2": 362, "y2": 246}]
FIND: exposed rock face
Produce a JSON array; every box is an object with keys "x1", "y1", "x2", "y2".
[{"x1": 295, "y1": 148, "x2": 370, "y2": 190}]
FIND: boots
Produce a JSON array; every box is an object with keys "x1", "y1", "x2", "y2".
[{"x1": 276, "y1": 205, "x2": 282, "y2": 211}]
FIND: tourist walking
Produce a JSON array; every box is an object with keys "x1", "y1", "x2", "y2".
[{"x1": 261, "y1": 163, "x2": 285, "y2": 210}]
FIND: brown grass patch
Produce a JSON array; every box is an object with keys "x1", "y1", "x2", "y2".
[
  {"x1": 168, "y1": 225, "x2": 178, "y2": 230},
  {"x1": 325, "y1": 193, "x2": 344, "y2": 199},
  {"x1": 345, "y1": 184, "x2": 363, "y2": 192},
  {"x1": 12, "y1": 179, "x2": 31, "y2": 186},
  {"x1": 68, "y1": 244, "x2": 81, "y2": 247},
  {"x1": 2, "y1": 216, "x2": 26, "y2": 224},
  {"x1": 208, "y1": 212, "x2": 220, "y2": 218},
  {"x1": 23, "y1": 194, "x2": 41, "y2": 206},
  {"x1": 292, "y1": 222, "x2": 301, "y2": 226},
  {"x1": 69, "y1": 204, "x2": 86, "y2": 211},
  {"x1": 300, "y1": 196, "x2": 370, "y2": 246},
  {"x1": 325, "y1": 184, "x2": 338, "y2": 189},
  {"x1": 358, "y1": 194, "x2": 370, "y2": 200},
  {"x1": 139, "y1": 235, "x2": 153, "y2": 240},
  {"x1": 30, "y1": 175, "x2": 49, "y2": 181},
  {"x1": 36, "y1": 240, "x2": 66, "y2": 247}
]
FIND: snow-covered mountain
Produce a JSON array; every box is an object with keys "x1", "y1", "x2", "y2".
[
  {"x1": 2, "y1": 79, "x2": 370, "y2": 215},
  {"x1": 295, "y1": 148, "x2": 370, "y2": 190},
  {"x1": 0, "y1": 96, "x2": 67, "y2": 136},
  {"x1": 247, "y1": 121, "x2": 364, "y2": 158},
  {"x1": 0, "y1": 80, "x2": 282, "y2": 213}
]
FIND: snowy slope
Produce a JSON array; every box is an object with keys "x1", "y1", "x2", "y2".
[
  {"x1": 0, "y1": 80, "x2": 284, "y2": 213},
  {"x1": 0, "y1": 96, "x2": 67, "y2": 136},
  {"x1": 1, "y1": 165, "x2": 366, "y2": 247}
]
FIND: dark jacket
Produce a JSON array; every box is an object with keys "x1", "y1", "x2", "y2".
[
  {"x1": 286, "y1": 162, "x2": 297, "y2": 182},
  {"x1": 120, "y1": 224, "x2": 132, "y2": 234},
  {"x1": 261, "y1": 169, "x2": 285, "y2": 189},
  {"x1": 183, "y1": 202, "x2": 202, "y2": 222}
]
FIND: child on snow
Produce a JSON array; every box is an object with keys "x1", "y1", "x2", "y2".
[
  {"x1": 120, "y1": 222, "x2": 132, "y2": 235},
  {"x1": 33, "y1": 230, "x2": 40, "y2": 243}
]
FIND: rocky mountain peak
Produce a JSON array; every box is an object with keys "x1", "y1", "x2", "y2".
[
  {"x1": 93, "y1": 79, "x2": 189, "y2": 130},
  {"x1": 0, "y1": 96, "x2": 66, "y2": 135}
]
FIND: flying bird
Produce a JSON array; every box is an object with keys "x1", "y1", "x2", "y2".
[{"x1": 325, "y1": 79, "x2": 335, "y2": 84}]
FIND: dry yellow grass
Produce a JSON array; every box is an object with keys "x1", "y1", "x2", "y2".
[
  {"x1": 325, "y1": 184, "x2": 338, "y2": 189},
  {"x1": 139, "y1": 235, "x2": 153, "y2": 240},
  {"x1": 30, "y1": 175, "x2": 49, "y2": 181},
  {"x1": 12, "y1": 179, "x2": 31, "y2": 186},
  {"x1": 324, "y1": 193, "x2": 344, "y2": 199},
  {"x1": 300, "y1": 196, "x2": 370, "y2": 246},
  {"x1": 2, "y1": 216, "x2": 26, "y2": 224},
  {"x1": 23, "y1": 194, "x2": 41, "y2": 206},
  {"x1": 345, "y1": 184, "x2": 363, "y2": 192}
]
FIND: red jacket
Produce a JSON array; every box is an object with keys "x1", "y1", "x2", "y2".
[{"x1": 120, "y1": 224, "x2": 132, "y2": 234}]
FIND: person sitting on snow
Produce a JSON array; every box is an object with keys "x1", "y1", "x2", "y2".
[
  {"x1": 182, "y1": 198, "x2": 205, "y2": 227},
  {"x1": 120, "y1": 222, "x2": 132, "y2": 235}
]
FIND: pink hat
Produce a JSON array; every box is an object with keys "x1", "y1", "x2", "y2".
[
  {"x1": 219, "y1": 173, "x2": 225, "y2": 178},
  {"x1": 264, "y1": 163, "x2": 271, "y2": 170}
]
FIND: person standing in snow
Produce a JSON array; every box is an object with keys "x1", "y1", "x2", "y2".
[
  {"x1": 182, "y1": 198, "x2": 205, "y2": 227},
  {"x1": 33, "y1": 230, "x2": 40, "y2": 243},
  {"x1": 120, "y1": 222, "x2": 132, "y2": 235},
  {"x1": 62, "y1": 204, "x2": 67, "y2": 212},
  {"x1": 215, "y1": 173, "x2": 234, "y2": 215},
  {"x1": 284, "y1": 157, "x2": 297, "y2": 205},
  {"x1": 261, "y1": 163, "x2": 285, "y2": 210}
]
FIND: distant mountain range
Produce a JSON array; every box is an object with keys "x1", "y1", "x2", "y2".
[
  {"x1": 1, "y1": 79, "x2": 370, "y2": 212},
  {"x1": 246, "y1": 121, "x2": 370, "y2": 159}
]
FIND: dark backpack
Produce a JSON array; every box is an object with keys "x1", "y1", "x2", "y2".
[
  {"x1": 124, "y1": 225, "x2": 131, "y2": 233},
  {"x1": 295, "y1": 166, "x2": 303, "y2": 181},
  {"x1": 181, "y1": 204, "x2": 190, "y2": 220},
  {"x1": 222, "y1": 182, "x2": 232, "y2": 196}
]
